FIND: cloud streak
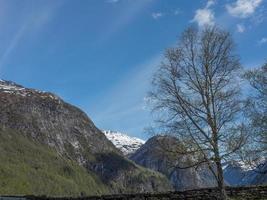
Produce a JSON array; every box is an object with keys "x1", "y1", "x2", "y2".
[
  {"x1": 106, "y1": 0, "x2": 119, "y2": 3},
  {"x1": 89, "y1": 54, "x2": 162, "y2": 138},
  {"x1": 152, "y1": 12, "x2": 163, "y2": 19},
  {"x1": 236, "y1": 24, "x2": 245, "y2": 33},
  {"x1": 0, "y1": 23, "x2": 27, "y2": 72},
  {"x1": 97, "y1": 0, "x2": 152, "y2": 45},
  {"x1": 0, "y1": 2, "x2": 62, "y2": 74}
]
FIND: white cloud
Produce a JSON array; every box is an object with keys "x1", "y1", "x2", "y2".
[
  {"x1": 192, "y1": 8, "x2": 215, "y2": 27},
  {"x1": 206, "y1": 0, "x2": 215, "y2": 8},
  {"x1": 226, "y1": 0, "x2": 263, "y2": 18},
  {"x1": 258, "y1": 37, "x2": 267, "y2": 45},
  {"x1": 192, "y1": 0, "x2": 215, "y2": 27},
  {"x1": 152, "y1": 12, "x2": 163, "y2": 19},
  {"x1": 236, "y1": 24, "x2": 245, "y2": 33}
]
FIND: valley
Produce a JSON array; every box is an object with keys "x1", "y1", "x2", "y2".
[{"x1": 0, "y1": 79, "x2": 266, "y2": 199}]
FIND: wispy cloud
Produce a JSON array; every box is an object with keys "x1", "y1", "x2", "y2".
[
  {"x1": 174, "y1": 9, "x2": 181, "y2": 15},
  {"x1": 89, "y1": 54, "x2": 162, "y2": 138},
  {"x1": 226, "y1": 0, "x2": 263, "y2": 18},
  {"x1": 106, "y1": 0, "x2": 119, "y2": 3},
  {"x1": 236, "y1": 24, "x2": 245, "y2": 33},
  {"x1": 192, "y1": 0, "x2": 215, "y2": 27},
  {"x1": 97, "y1": 0, "x2": 152, "y2": 45},
  {"x1": 0, "y1": 23, "x2": 27, "y2": 72},
  {"x1": 206, "y1": 0, "x2": 215, "y2": 8},
  {"x1": 0, "y1": 3, "x2": 62, "y2": 74},
  {"x1": 152, "y1": 8, "x2": 181, "y2": 19},
  {"x1": 152, "y1": 12, "x2": 163, "y2": 19},
  {"x1": 250, "y1": 6, "x2": 267, "y2": 25},
  {"x1": 258, "y1": 37, "x2": 267, "y2": 45}
]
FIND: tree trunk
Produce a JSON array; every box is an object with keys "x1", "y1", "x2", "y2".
[{"x1": 215, "y1": 154, "x2": 228, "y2": 200}]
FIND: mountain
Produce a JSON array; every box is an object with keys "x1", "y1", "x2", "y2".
[
  {"x1": 130, "y1": 135, "x2": 216, "y2": 190},
  {"x1": 224, "y1": 161, "x2": 267, "y2": 186},
  {"x1": 103, "y1": 130, "x2": 145, "y2": 156},
  {"x1": 0, "y1": 80, "x2": 172, "y2": 196},
  {"x1": 0, "y1": 128, "x2": 108, "y2": 196}
]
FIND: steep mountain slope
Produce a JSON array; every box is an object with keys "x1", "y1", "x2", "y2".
[
  {"x1": 223, "y1": 162, "x2": 246, "y2": 186},
  {"x1": 0, "y1": 128, "x2": 108, "y2": 196},
  {"x1": 0, "y1": 80, "x2": 172, "y2": 195},
  {"x1": 224, "y1": 161, "x2": 267, "y2": 186},
  {"x1": 103, "y1": 130, "x2": 145, "y2": 155},
  {"x1": 130, "y1": 135, "x2": 216, "y2": 190}
]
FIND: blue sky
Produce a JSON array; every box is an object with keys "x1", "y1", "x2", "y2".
[{"x1": 0, "y1": 0, "x2": 266, "y2": 140}]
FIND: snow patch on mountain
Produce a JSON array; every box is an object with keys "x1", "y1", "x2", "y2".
[
  {"x1": 224, "y1": 160, "x2": 267, "y2": 186},
  {"x1": 103, "y1": 130, "x2": 145, "y2": 155},
  {"x1": 0, "y1": 80, "x2": 60, "y2": 101}
]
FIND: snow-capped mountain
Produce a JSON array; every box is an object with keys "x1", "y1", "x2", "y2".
[
  {"x1": 223, "y1": 160, "x2": 267, "y2": 186},
  {"x1": 0, "y1": 79, "x2": 60, "y2": 100},
  {"x1": 103, "y1": 130, "x2": 145, "y2": 155}
]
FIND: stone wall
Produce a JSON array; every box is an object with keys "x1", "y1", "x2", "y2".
[
  {"x1": 1, "y1": 186, "x2": 267, "y2": 200},
  {"x1": 83, "y1": 186, "x2": 266, "y2": 200}
]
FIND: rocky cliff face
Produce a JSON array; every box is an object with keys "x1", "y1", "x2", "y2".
[
  {"x1": 130, "y1": 135, "x2": 216, "y2": 190},
  {"x1": 0, "y1": 80, "x2": 115, "y2": 154},
  {"x1": 0, "y1": 80, "x2": 172, "y2": 194}
]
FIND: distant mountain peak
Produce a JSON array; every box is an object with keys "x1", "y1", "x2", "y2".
[
  {"x1": 103, "y1": 130, "x2": 145, "y2": 156},
  {"x1": 224, "y1": 160, "x2": 267, "y2": 186}
]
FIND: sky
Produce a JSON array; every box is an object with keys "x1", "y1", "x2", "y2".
[{"x1": 0, "y1": 0, "x2": 266, "y2": 140}]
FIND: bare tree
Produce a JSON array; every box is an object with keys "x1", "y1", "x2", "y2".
[
  {"x1": 239, "y1": 63, "x2": 267, "y2": 172},
  {"x1": 149, "y1": 26, "x2": 247, "y2": 200}
]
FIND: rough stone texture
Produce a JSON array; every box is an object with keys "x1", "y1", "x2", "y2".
[
  {"x1": 0, "y1": 80, "x2": 172, "y2": 194},
  {"x1": 5, "y1": 186, "x2": 266, "y2": 200},
  {"x1": 130, "y1": 136, "x2": 216, "y2": 190},
  {"x1": 0, "y1": 81, "x2": 116, "y2": 156}
]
